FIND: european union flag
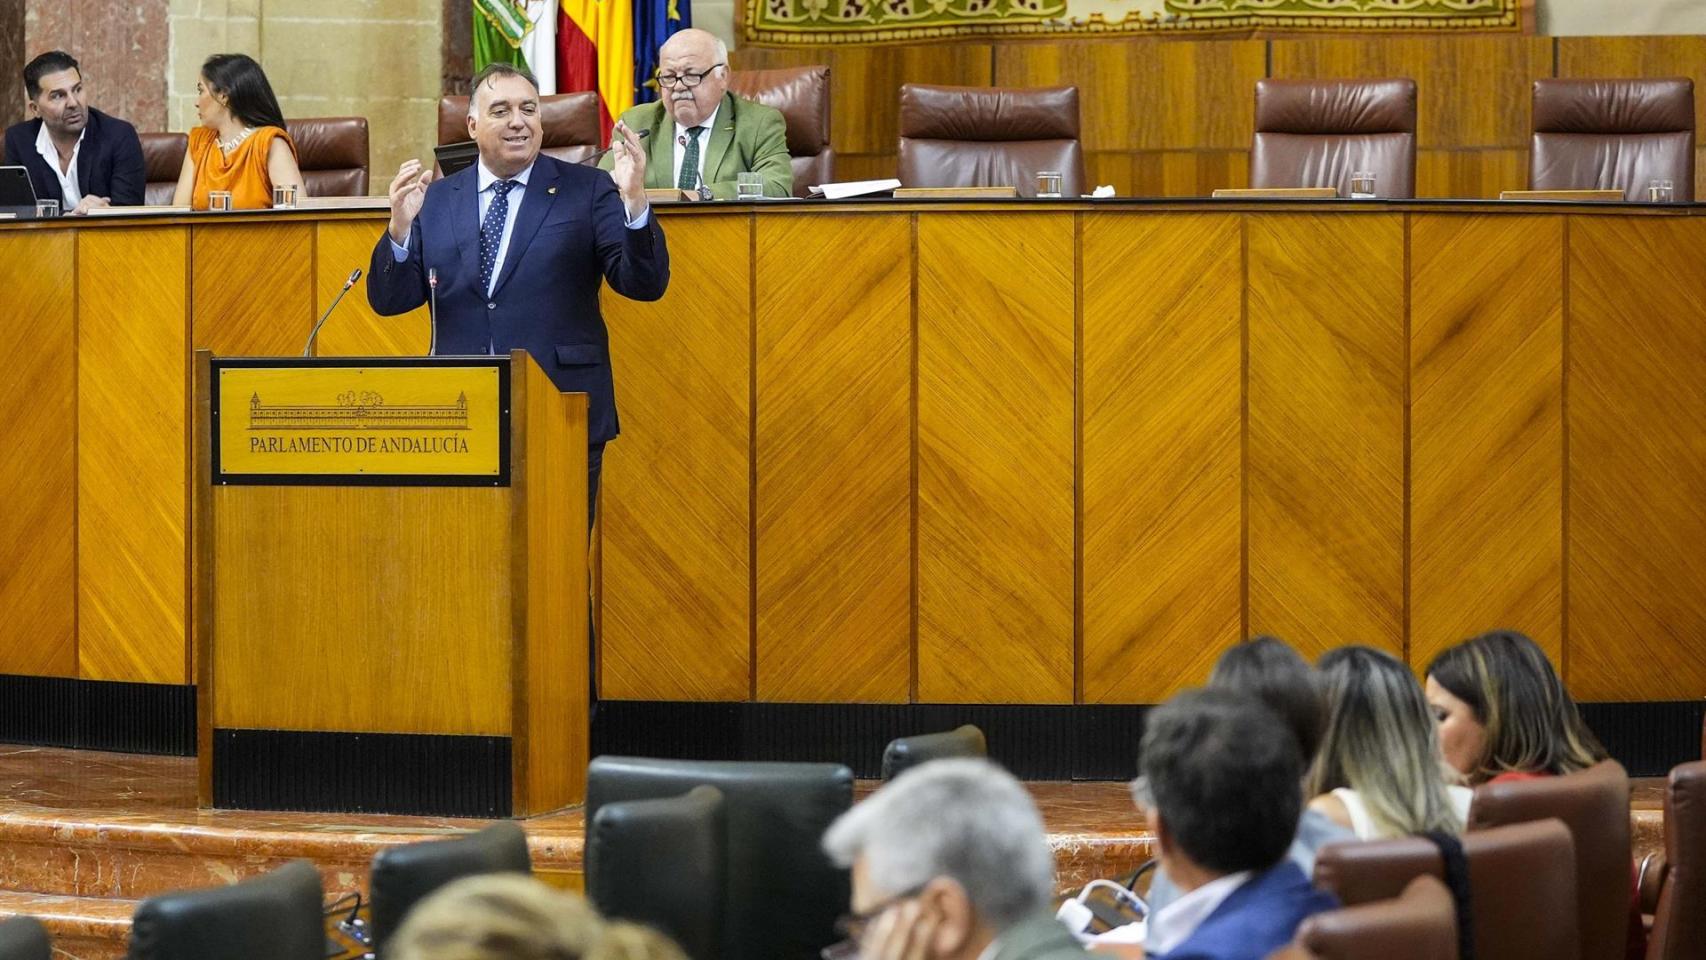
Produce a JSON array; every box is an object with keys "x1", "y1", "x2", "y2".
[{"x1": 634, "y1": 0, "x2": 690, "y2": 103}]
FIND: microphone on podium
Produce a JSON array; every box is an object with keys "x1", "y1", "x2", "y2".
[
  {"x1": 579, "y1": 129, "x2": 651, "y2": 166},
  {"x1": 427, "y1": 267, "x2": 439, "y2": 356},
  {"x1": 301, "y1": 268, "x2": 363, "y2": 357}
]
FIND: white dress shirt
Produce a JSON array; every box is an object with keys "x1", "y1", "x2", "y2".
[
  {"x1": 1143, "y1": 870, "x2": 1252, "y2": 956},
  {"x1": 671, "y1": 102, "x2": 721, "y2": 191},
  {"x1": 34, "y1": 122, "x2": 84, "y2": 208}
]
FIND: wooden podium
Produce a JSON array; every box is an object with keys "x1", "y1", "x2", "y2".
[{"x1": 192, "y1": 351, "x2": 587, "y2": 817}]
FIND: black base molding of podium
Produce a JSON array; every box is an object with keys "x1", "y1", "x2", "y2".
[
  {"x1": 592, "y1": 699, "x2": 1706, "y2": 782},
  {"x1": 0, "y1": 674, "x2": 194, "y2": 756},
  {"x1": 212, "y1": 729, "x2": 512, "y2": 818}
]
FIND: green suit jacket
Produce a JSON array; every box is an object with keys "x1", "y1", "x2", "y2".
[
  {"x1": 991, "y1": 912, "x2": 1088, "y2": 960},
  {"x1": 601, "y1": 92, "x2": 793, "y2": 199}
]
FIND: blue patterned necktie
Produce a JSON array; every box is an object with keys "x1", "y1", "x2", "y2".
[{"x1": 479, "y1": 179, "x2": 519, "y2": 294}]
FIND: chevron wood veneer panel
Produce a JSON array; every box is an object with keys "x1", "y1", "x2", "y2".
[
  {"x1": 1247, "y1": 213, "x2": 1405, "y2": 658},
  {"x1": 1569, "y1": 216, "x2": 1706, "y2": 700},
  {"x1": 756, "y1": 214, "x2": 910, "y2": 703},
  {"x1": 0, "y1": 231, "x2": 77, "y2": 677},
  {"x1": 601, "y1": 213, "x2": 752, "y2": 700},
  {"x1": 916, "y1": 214, "x2": 1074, "y2": 704},
  {"x1": 78, "y1": 228, "x2": 189, "y2": 684},
  {"x1": 1081, "y1": 213, "x2": 1242, "y2": 703},
  {"x1": 312, "y1": 221, "x2": 430, "y2": 357},
  {"x1": 191, "y1": 223, "x2": 314, "y2": 357},
  {"x1": 1410, "y1": 215, "x2": 1563, "y2": 671}
]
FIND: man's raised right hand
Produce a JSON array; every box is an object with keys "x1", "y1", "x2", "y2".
[{"x1": 388, "y1": 160, "x2": 434, "y2": 245}]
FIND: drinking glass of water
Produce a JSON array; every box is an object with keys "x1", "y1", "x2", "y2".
[{"x1": 1349, "y1": 171, "x2": 1377, "y2": 199}]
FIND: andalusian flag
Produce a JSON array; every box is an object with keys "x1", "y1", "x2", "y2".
[
  {"x1": 473, "y1": 0, "x2": 531, "y2": 72},
  {"x1": 558, "y1": 0, "x2": 634, "y2": 145}
]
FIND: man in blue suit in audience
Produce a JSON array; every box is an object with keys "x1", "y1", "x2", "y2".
[
  {"x1": 1138, "y1": 690, "x2": 1338, "y2": 960},
  {"x1": 367, "y1": 61, "x2": 669, "y2": 530}
]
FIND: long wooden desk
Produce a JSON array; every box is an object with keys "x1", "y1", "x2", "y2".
[{"x1": 3, "y1": 200, "x2": 1703, "y2": 720}]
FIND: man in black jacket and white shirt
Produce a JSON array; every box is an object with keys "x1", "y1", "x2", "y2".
[{"x1": 3, "y1": 50, "x2": 145, "y2": 214}]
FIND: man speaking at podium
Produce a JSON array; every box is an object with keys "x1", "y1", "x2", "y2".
[{"x1": 367, "y1": 61, "x2": 669, "y2": 526}]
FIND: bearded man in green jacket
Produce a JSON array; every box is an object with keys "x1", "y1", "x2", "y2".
[{"x1": 600, "y1": 28, "x2": 793, "y2": 199}]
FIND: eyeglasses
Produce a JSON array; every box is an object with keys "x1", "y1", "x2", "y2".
[
  {"x1": 656, "y1": 64, "x2": 725, "y2": 89},
  {"x1": 819, "y1": 884, "x2": 928, "y2": 960}
]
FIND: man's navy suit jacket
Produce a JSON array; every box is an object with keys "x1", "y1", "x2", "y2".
[
  {"x1": 2, "y1": 108, "x2": 146, "y2": 207},
  {"x1": 366, "y1": 154, "x2": 669, "y2": 445}
]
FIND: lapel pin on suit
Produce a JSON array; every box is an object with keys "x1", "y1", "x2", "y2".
[{"x1": 547, "y1": 185, "x2": 557, "y2": 194}]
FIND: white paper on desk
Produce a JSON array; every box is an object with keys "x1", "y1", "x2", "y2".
[
  {"x1": 809, "y1": 178, "x2": 901, "y2": 200},
  {"x1": 83, "y1": 205, "x2": 189, "y2": 216}
]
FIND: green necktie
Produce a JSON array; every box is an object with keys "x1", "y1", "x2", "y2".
[{"x1": 677, "y1": 126, "x2": 705, "y2": 191}]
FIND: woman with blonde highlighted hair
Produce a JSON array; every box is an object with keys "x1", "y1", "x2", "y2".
[
  {"x1": 387, "y1": 874, "x2": 686, "y2": 960},
  {"x1": 1307, "y1": 645, "x2": 1470, "y2": 840}
]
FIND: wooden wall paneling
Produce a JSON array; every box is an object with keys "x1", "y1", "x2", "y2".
[
  {"x1": 1409, "y1": 215, "x2": 1563, "y2": 671},
  {"x1": 1246, "y1": 213, "x2": 1405, "y2": 658},
  {"x1": 755, "y1": 213, "x2": 911, "y2": 702},
  {"x1": 991, "y1": 39, "x2": 1267, "y2": 152},
  {"x1": 77, "y1": 227, "x2": 189, "y2": 684},
  {"x1": 600, "y1": 212, "x2": 752, "y2": 701},
  {"x1": 915, "y1": 213, "x2": 1074, "y2": 704},
  {"x1": 1081, "y1": 213, "x2": 1241, "y2": 702},
  {"x1": 0, "y1": 230, "x2": 77, "y2": 677},
  {"x1": 732, "y1": 44, "x2": 993, "y2": 158},
  {"x1": 1568, "y1": 215, "x2": 1706, "y2": 700},
  {"x1": 1416, "y1": 149, "x2": 1530, "y2": 199},
  {"x1": 312, "y1": 220, "x2": 431, "y2": 357},
  {"x1": 191, "y1": 222, "x2": 315, "y2": 357},
  {"x1": 212, "y1": 486, "x2": 513, "y2": 733},
  {"x1": 1099, "y1": 151, "x2": 1250, "y2": 199},
  {"x1": 1269, "y1": 36, "x2": 1554, "y2": 149}
]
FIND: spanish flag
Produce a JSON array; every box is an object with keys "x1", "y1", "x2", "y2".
[{"x1": 557, "y1": 0, "x2": 633, "y2": 145}]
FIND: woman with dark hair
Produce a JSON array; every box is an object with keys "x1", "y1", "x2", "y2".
[
  {"x1": 1423, "y1": 629, "x2": 1607, "y2": 784},
  {"x1": 172, "y1": 53, "x2": 303, "y2": 209},
  {"x1": 1308, "y1": 646, "x2": 1469, "y2": 840},
  {"x1": 1426, "y1": 630, "x2": 1639, "y2": 959},
  {"x1": 1144, "y1": 636, "x2": 1352, "y2": 914}
]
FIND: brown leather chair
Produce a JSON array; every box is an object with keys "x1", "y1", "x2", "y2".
[
  {"x1": 1250, "y1": 78, "x2": 1417, "y2": 198},
  {"x1": 283, "y1": 117, "x2": 369, "y2": 197},
  {"x1": 897, "y1": 84, "x2": 1085, "y2": 198},
  {"x1": 438, "y1": 92, "x2": 603, "y2": 164},
  {"x1": 1646, "y1": 761, "x2": 1706, "y2": 960},
  {"x1": 727, "y1": 66, "x2": 833, "y2": 197},
  {"x1": 1313, "y1": 819, "x2": 1579, "y2": 960},
  {"x1": 1268, "y1": 875, "x2": 1457, "y2": 960},
  {"x1": 1467, "y1": 760, "x2": 1632, "y2": 960},
  {"x1": 1531, "y1": 78, "x2": 1695, "y2": 202},
  {"x1": 139, "y1": 132, "x2": 187, "y2": 205}
]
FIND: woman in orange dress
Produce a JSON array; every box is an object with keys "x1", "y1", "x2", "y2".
[{"x1": 171, "y1": 53, "x2": 304, "y2": 210}]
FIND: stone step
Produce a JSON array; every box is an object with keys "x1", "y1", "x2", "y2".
[
  {"x1": 0, "y1": 889, "x2": 134, "y2": 960},
  {"x1": 0, "y1": 803, "x2": 586, "y2": 900}
]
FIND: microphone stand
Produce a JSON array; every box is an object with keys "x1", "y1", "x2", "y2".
[
  {"x1": 302, "y1": 268, "x2": 363, "y2": 357},
  {"x1": 427, "y1": 267, "x2": 439, "y2": 356}
]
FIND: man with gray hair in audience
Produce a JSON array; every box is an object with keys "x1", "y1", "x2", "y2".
[{"x1": 820, "y1": 758, "x2": 1084, "y2": 960}]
